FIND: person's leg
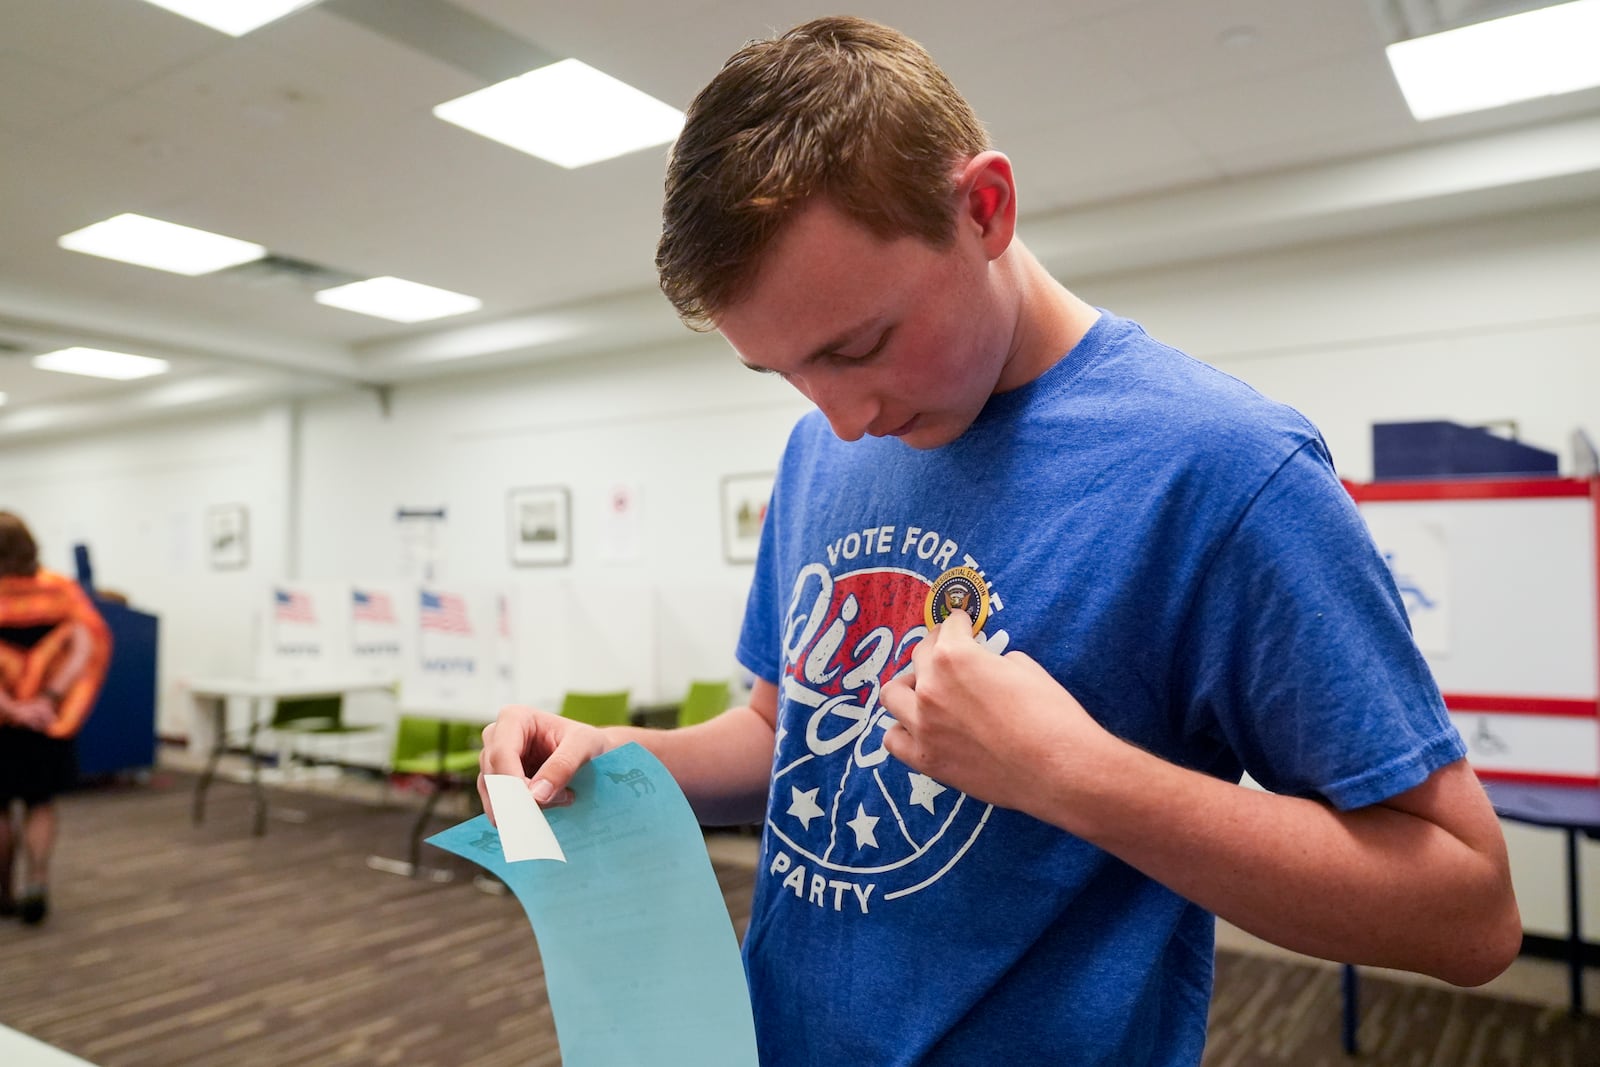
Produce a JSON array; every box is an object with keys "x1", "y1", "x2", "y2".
[
  {"x1": 0, "y1": 800, "x2": 15, "y2": 915},
  {"x1": 22, "y1": 800, "x2": 54, "y2": 885},
  {"x1": 18, "y1": 799, "x2": 55, "y2": 925}
]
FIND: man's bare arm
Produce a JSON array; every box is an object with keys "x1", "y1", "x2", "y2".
[
  {"x1": 882, "y1": 616, "x2": 1521, "y2": 987},
  {"x1": 480, "y1": 678, "x2": 779, "y2": 826},
  {"x1": 1041, "y1": 742, "x2": 1519, "y2": 986}
]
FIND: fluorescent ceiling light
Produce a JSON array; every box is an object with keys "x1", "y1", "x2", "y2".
[
  {"x1": 58, "y1": 213, "x2": 266, "y2": 276},
  {"x1": 137, "y1": 0, "x2": 319, "y2": 36},
  {"x1": 314, "y1": 277, "x2": 482, "y2": 323},
  {"x1": 33, "y1": 347, "x2": 171, "y2": 381},
  {"x1": 434, "y1": 58, "x2": 685, "y2": 169},
  {"x1": 1387, "y1": 0, "x2": 1600, "y2": 120}
]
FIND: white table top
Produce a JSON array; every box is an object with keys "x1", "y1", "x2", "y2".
[
  {"x1": 395, "y1": 697, "x2": 558, "y2": 724},
  {"x1": 0, "y1": 1026, "x2": 99, "y2": 1067},
  {"x1": 182, "y1": 676, "x2": 398, "y2": 699}
]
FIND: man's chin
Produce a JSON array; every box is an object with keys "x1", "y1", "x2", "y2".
[{"x1": 898, "y1": 420, "x2": 967, "y2": 451}]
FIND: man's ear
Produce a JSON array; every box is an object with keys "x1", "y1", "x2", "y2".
[{"x1": 956, "y1": 151, "x2": 1017, "y2": 261}]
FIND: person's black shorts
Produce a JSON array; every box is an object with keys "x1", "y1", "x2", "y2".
[{"x1": 0, "y1": 727, "x2": 77, "y2": 806}]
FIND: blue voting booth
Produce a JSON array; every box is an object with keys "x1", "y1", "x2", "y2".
[
  {"x1": 1372, "y1": 420, "x2": 1559, "y2": 480},
  {"x1": 73, "y1": 545, "x2": 158, "y2": 779}
]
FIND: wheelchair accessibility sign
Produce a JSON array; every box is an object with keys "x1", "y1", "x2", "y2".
[{"x1": 1364, "y1": 517, "x2": 1452, "y2": 657}]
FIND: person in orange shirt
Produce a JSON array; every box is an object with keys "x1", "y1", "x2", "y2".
[{"x1": 0, "y1": 511, "x2": 111, "y2": 925}]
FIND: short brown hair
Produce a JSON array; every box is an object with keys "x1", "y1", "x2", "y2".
[
  {"x1": 0, "y1": 511, "x2": 39, "y2": 578},
  {"x1": 656, "y1": 16, "x2": 991, "y2": 330}
]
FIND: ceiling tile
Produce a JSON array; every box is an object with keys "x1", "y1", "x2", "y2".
[
  {"x1": 2, "y1": 0, "x2": 225, "y2": 87},
  {"x1": 1083, "y1": 0, "x2": 1389, "y2": 99},
  {"x1": 0, "y1": 50, "x2": 129, "y2": 137},
  {"x1": 1161, "y1": 50, "x2": 1422, "y2": 174}
]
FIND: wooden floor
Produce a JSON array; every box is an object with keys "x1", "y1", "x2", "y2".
[{"x1": 0, "y1": 773, "x2": 1594, "y2": 1066}]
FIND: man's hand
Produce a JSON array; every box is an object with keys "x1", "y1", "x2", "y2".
[
  {"x1": 477, "y1": 705, "x2": 611, "y2": 823},
  {"x1": 879, "y1": 614, "x2": 1116, "y2": 817}
]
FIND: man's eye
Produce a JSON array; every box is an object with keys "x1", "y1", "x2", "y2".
[{"x1": 838, "y1": 329, "x2": 892, "y2": 363}]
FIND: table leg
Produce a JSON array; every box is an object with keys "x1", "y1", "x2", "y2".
[
  {"x1": 365, "y1": 720, "x2": 456, "y2": 883},
  {"x1": 1567, "y1": 827, "x2": 1584, "y2": 1016},
  {"x1": 407, "y1": 721, "x2": 451, "y2": 873},
  {"x1": 409, "y1": 788, "x2": 443, "y2": 874},
  {"x1": 1341, "y1": 964, "x2": 1359, "y2": 1055},
  {"x1": 192, "y1": 697, "x2": 226, "y2": 826},
  {"x1": 248, "y1": 697, "x2": 268, "y2": 837}
]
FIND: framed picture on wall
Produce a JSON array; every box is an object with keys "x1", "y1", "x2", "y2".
[
  {"x1": 721, "y1": 472, "x2": 774, "y2": 564},
  {"x1": 508, "y1": 485, "x2": 571, "y2": 566},
  {"x1": 207, "y1": 503, "x2": 249, "y2": 570}
]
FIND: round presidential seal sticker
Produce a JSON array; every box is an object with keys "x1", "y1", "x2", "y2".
[{"x1": 924, "y1": 565, "x2": 989, "y2": 634}]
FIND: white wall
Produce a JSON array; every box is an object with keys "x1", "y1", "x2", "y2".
[
  {"x1": 295, "y1": 334, "x2": 806, "y2": 585},
  {"x1": 2, "y1": 198, "x2": 1596, "y2": 942},
  {"x1": 1077, "y1": 199, "x2": 1600, "y2": 480},
  {"x1": 0, "y1": 406, "x2": 294, "y2": 735},
  {"x1": 0, "y1": 334, "x2": 808, "y2": 742}
]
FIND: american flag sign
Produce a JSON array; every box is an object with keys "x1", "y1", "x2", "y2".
[
  {"x1": 275, "y1": 588, "x2": 316, "y2": 625},
  {"x1": 420, "y1": 590, "x2": 472, "y2": 635},
  {"x1": 352, "y1": 588, "x2": 396, "y2": 625}
]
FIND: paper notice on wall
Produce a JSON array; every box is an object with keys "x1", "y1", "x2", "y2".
[
  {"x1": 396, "y1": 507, "x2": 445, "y2": 582},
  {"x1": 428, "y1": 745, "x2": 758, "y2": 1066},
  {"x1": 599, "y1": 482, "x2": 643, "y2": 563}
]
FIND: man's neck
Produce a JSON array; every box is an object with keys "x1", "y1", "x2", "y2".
[{"x1": 993, "y1": 240, "x2": 1100, "y2": 394}]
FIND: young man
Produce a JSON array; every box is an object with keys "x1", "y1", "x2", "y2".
[
  {"x1": 0, "y1": 511, "x2": 112, "y2": 926},
  {"x1": 481, "y1": 17, "x2": 1519, "y2": 1064}
]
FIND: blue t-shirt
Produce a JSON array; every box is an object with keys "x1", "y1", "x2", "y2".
[{"x1": 734, "y1": 312, "x2": 1465, "y2": 1065}]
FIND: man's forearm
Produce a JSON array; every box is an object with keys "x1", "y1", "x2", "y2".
[
  {"x1": 1029, "y1": 737, "x2": 1520, "y2": 986},
  {"x1": 601, "y1": 706, "x2": 776, "y2": 826}
]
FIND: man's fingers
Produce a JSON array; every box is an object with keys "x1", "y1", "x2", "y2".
[
  {"x1": 940, "y1": 613, "x2": 976, "y2": 641},
  {"x1": 881, "y1": 721, "x2": 921, "y2": 770},
  {"x1": 477, "y1": 771, "x2": 496, "y2": 826},
  {"x1": 880, "y1": 671, "x2": 915, "y2": 721},
  {"x1": 477, "y1": 704, "x2": 604, "y2": 813},
  {"x1": 478, "y1": 709, "x2": 539, "y2": 823},
  {"x1": 529, "y1": 734, "x2": 586, "y2": 804},
  {"x1": 482, "y1": 743, "x2": 531, "y2": 778},
  {"x1": 480, "y1": 710, "x2": 538, "y2": 777}
]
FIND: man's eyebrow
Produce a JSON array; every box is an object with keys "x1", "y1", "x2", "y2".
[{"x1": 738, "y1": 318, "x2": 881, "y2": 375}]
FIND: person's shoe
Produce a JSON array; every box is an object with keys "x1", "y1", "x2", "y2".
[
  {"x1": 0, "y1": 897, "x2": 16, "y2": 919},
  {"x1": 18, "y1": 889, "x2": 47, "y2": 926}
]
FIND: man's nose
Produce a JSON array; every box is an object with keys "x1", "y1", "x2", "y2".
[{"x1": 795, "y1": 374, "x2": 879, "y2": 443}]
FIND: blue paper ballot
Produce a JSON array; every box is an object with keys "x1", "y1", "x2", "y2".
[{"x1": 427, "y1": 744, "x2": 759, "y2": 1066}]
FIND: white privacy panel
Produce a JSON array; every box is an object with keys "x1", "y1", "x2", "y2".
[
  {"x1": 1356, "y1": 479, "x2": 1599, "y2": 784},
  {"x1": 1359, "y1": 494, "x2": 1596, "y2": 699}
]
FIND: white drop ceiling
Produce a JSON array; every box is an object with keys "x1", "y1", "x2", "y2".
[{"x1": 2, "y1": 0, "x2": 1598, "y2": 439}]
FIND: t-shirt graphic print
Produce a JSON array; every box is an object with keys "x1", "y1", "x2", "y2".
[{"x1": 764, "y1": 535, "x2": 1006, "y2": 913}]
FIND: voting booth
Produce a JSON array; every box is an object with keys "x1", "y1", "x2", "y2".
[
  {"x1": 1350, "y1": 476, "x2": 1600, "y2": 785},
  {"x1": 399, "y1": 585, "x2": 508, "y2": 716}
]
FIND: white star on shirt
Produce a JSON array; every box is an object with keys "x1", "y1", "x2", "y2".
[
  {"x1": 787, "y1": 786, "x2": 824, "y2": 829},
  {"x1": 845, "y1": 804, "x2": 880, "y2": 850},
  {"x1": 775, "y1": 722, "x2": 788, "y2": 746},
  {"x1": 907, "y1": 773, "x2": 947, "y2": 815}
]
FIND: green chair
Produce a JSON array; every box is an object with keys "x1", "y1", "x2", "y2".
[
  {"x1": 677, "y1": 679, "x2": 732, "y2": 727},
  {"x1": 391, "y1": 714, "x2": 483, "y2": 778},
  {"x1": 243, "y1": 694, "x2": 381, "y2": 836},
  {"x1": 560, "y1": 690, "x2": 631, "y2": 727},
  {"x1": 389, "y1": 715, "x2": 486, "y2": 873},
  {"x1": 270, "y1": 695, "x2": 383, "y2": 759}
]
